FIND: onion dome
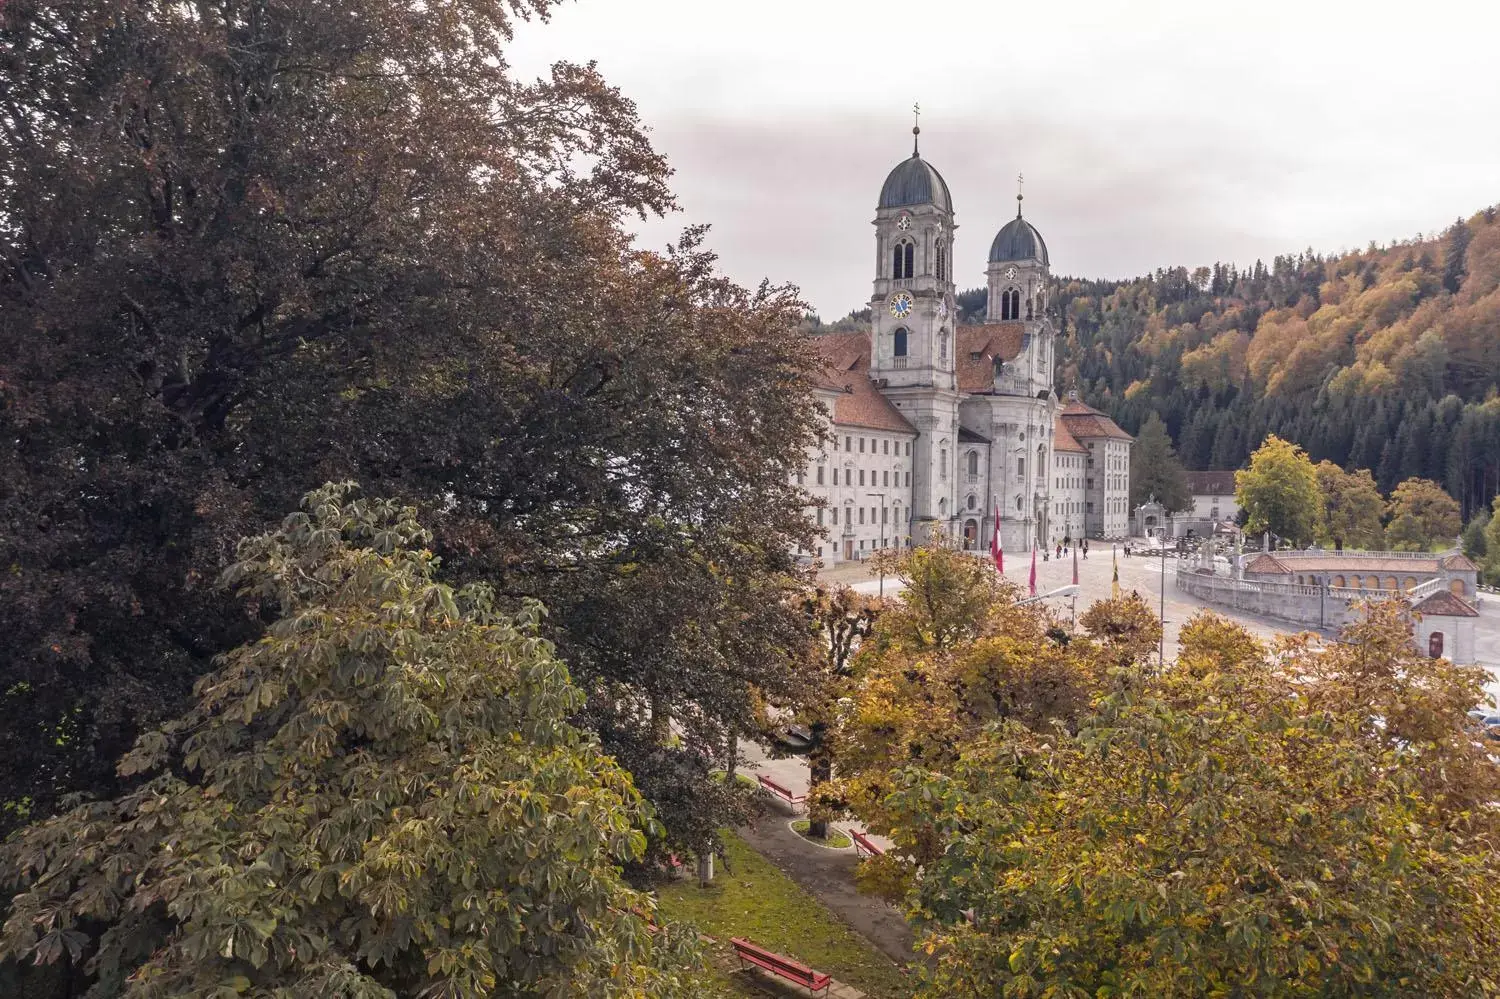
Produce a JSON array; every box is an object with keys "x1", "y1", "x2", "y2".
[{"x1": 878, "y1": 123, "x2": 953, "y2": 212}]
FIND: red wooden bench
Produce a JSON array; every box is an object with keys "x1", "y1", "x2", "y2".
[
  {"x1": 850, "y1": 829, "x2": 884, "y2": 858},
  {"x1": 730, "y1": 937, "x2": 832, "y2": 996},
  {"x1": 756, "y1": 773, "x2": 806, "y2": 812}
]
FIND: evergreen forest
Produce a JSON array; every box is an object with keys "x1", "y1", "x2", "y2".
[{"x1": 946, "y1": 210, "x2": 1500, "y2": 517}]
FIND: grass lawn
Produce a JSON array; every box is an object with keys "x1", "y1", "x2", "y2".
[
  {"x1": 656, "y1": 830, "x2": 912, "y2": 999},
  {"x1": 791, "y1": 819, "x2": 853, "y2": 850}
]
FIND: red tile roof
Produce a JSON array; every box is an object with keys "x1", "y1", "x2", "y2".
[
  {"x1": 1059, "y1": 397, "x2": 1133, "y2": 442},
  {"x1": 1052, "y1": 416, "x2": 1087, "y2": 453},
  {"x1": 808, "y1": 333, "x2": 916, "y2": 435},
  {"x1": 1441, "y1": 553, "x2": 1480, "y2": 572},
  {"x1": 1246, "y1": 554, "x2": 1447, "y2": 574},
  {"x1": 1243, "y1": 553, "x2": 1292, "y2": 574},
  {"x1": 955, "y1": 323, "x2": 1026, "y2": 393},
  {"x1": 1412, "y1": 590, "x2": 1479, "y2": 618},
  {"x1": 1185, "y1": 470, "x2": 1238, "y2": 496}
]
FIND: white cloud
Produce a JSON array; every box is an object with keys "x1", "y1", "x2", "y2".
[{"x1": 510, "y1": 0, "x2": 1500, "y2": 315}]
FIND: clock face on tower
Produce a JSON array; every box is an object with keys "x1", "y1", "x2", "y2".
[{"x1": 889, "y1": 292, "x2": 913, "y2": 319}]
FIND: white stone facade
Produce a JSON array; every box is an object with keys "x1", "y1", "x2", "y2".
[{"x1": 801, "y1": 132, "x2": 1133, "y2": 564}]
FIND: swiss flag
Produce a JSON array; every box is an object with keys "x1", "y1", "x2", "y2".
[{"x1": 991, "y1": 502, "x2": 1003, "y2": 573}]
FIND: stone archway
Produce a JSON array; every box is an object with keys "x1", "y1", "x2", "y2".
[
  {"x1": 1429, "y1": 631, "x2": 1445, "y2": 659},
  {"x1": 963, "y1": 519, "x2": 979, "y2": 549}
]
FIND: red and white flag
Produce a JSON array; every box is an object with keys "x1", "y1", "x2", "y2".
[
  {"x1": 991, "y1": 502, "x2": 1003, "y2": 574},
  {"x1": 1028, "y1": 545, "x2": 1038, "y2": 596}
]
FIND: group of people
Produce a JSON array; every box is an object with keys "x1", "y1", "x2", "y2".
[{"x1": 1054, "y1": 538, "x2": 1089, "y2": 561}]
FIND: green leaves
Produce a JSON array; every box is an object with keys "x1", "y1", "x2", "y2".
[{"x1": 0, "y1": 487, "x2": 702, "y2": 996}]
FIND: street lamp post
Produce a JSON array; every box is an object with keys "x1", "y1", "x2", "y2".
[{"x1": 867, "y1": 491, "x2": 887, "y2": 597}]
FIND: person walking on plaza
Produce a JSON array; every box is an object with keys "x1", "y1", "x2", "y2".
[{"x1": 1082, "y1": 539, "x2": 1089, "y2": 560}]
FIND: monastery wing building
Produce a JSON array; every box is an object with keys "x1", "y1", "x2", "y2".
[{"x1": 800, "y1": 125, "x2": 1132, "y2": 564}]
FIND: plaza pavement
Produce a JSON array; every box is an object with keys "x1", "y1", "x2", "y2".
[{"x1": 826, "y1": 545, "x2": 1500, "y2": 699}]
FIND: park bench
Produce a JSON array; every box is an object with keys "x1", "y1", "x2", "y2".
[
  {"x1": 850, "y1": 829, "x2": 884, "y2": 858},
  {"x1": 730, "y1": 937, "x2": 832, "y2": 996},
  {"x1": 756, "y1": 773, "x2": 806, "y2": 812}
]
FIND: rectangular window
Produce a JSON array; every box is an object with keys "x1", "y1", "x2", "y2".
[
  {"x1": 845, "y1": 469, "x2": 852, "y2": 486},
  {"x1": 796, "y1": 471, "x2": 804, "y2": 485},
  {"x1": 817, "y1": 466, "x2": 825, "y2": 485},
  {"x1": 883, "y1": 470, "x2": 890, "y2": 486},
  {"x1": 882, "y1": 507, "x2": 889, "y2": 524},
  {"x1": 905, "y1": 442, "x2": 911, "y2": 457},
  {"x1": 845, "y1": 435, "x2": 851, "y2": 451},
  {"x1": 883, "y1": 440, "x2": 889, "y2": 455},
  {"x1": 831, "y1": 508, "x2": 838, "y2": 525},
  {"x1": 1017, "y1": 457, "x2": 1025, "y2": 478},
  {"x1": 859, "y1": 438, "x2": 865, "y2": 453},
  {"x1": 1087, "y1": 502, "x2": 1094, "y2": 513},
  {"x1": 1087, "y1": 478, "x2": 1094, "y2": 489},
  {"x1": 859, "y1": 508, "x2": 866, "y2": 525},
  {"x1": 859, "y1": 469, "x2": 865, "y2": 486},
  {"x1": 817, "y1": 508, "x2": 824, "y2": 526}
]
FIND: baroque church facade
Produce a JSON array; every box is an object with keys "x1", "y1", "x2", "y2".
[{"x1": 801, "y1": 126, "x2": 1133, "y2": 564}]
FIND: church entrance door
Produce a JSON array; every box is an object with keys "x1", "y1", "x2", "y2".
[
  {"x1": 963, "y1": 519, "x2": 978, "y2": 549},
  {"x1": 843, "y1": 539, "x2": 854, "y2": 561},
  {"x1": 1429, "y1": 631, "x2": 1445, "y2": 659}
]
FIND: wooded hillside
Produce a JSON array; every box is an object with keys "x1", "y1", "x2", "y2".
[{"x1": 958, "y1": 208, "x2": 1500, "y2": 517}]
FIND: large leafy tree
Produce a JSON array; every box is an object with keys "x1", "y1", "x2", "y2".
[
  {"x1": 793, "y1": 586, "x2": 879, "y2": 840},
  {"x1": 1314, "y1": 460, "x2": 1385, "y2": 549},
  {"x1": 0, "y1": 0, "x2": 819, "y2": 844},
  {"x1": 1127, "y1": 412, "x2": 1190, "y2": 513},
  {"x1": 1385, "y1": 477, "x2": 1462, "y2": 551},
  {"x1": 876, "y1": 604, "x2": 1500, "y2": 998},
  {"x1": 1235, "y1": 435, "x2": 1323, "y2": 547},
  {"x1": 1, "y1": 485, "x2": 701, "y2": 998}
]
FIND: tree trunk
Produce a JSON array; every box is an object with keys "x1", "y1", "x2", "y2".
[
  {"x1": 807, "y1": 734, "x2": 833, "y2": 839},
  {"x1": 649, "y1": 692, "x2": 670, "y2": 746}
]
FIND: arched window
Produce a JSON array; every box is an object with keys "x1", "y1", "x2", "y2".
[
  {"x1": 1450, "y1": 578, "x2": 1467, "y2": 596},
  {"x1": 1385, "y1": 576, "x2": 1398, "y2": 591},
  {"x1": 893, "y1": 327, "x2": 908, "y2": 357},
  {"x1": 1366, "y1": 575, "x2": 1380, "y2": 589},
  {"x1": 1333, "y1": 575, "x2": 1345, "y2": 588},
  {"x1": 938, "y1": 332, "x2": 948, "y2": 362},
  {"x1": 903, "y1": 241, "x2": 914, "y2": 279},
  {"x1": 1000, "y1": 287, "x2": 1023, "y2": 321},
  {"x1": 892, "y1": 242, "x2": 903, "y2": 279},
  {"x1": 936, "y1": 240, "x2": 946, "y2": 281},
  {"x1": 966, "y1": 451, "x2": 979, "y2": 478}
]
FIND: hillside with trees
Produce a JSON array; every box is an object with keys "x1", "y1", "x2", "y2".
[{"x1": 955, "y1": 208, "x2": 1500, "y2": 518}]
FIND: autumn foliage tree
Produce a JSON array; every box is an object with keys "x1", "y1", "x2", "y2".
[
  {"x1": 794, "y1": 586, "x2": 880, "y2": 840},
  {"x1": 1235, "y1": 435, "x2": 1324, "y2": 547},
  {"x1": 0, "y1": 485, "x2": 701, "y2": 998},
  {"x1": 0, "y1": 0, "x2": 820, "y2": 848},
  {"x1": 872, "y1": 604, "x2": 1500, "y2": 998},
  {"x1": 1314, "y1": 460, "x2": 1385, "y2": 549},
  {"x1": 1385, "y1": 477, "x2": 1463, "y2": 551}
]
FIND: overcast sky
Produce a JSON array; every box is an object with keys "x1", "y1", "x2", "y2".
[{"x1": 508, "y1": 0, "x2": 1500, "y2": 318}]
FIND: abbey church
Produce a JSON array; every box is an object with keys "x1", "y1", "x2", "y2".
[{"x1": 802, "y1": 125, "x2": 1133, "y2": 564}]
